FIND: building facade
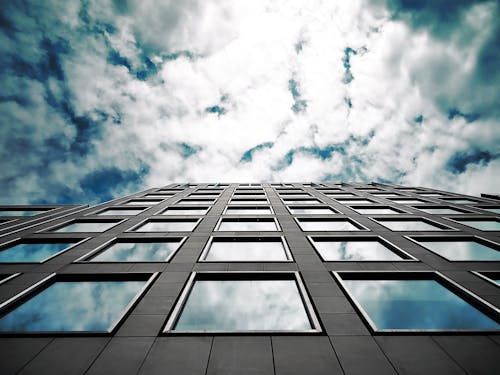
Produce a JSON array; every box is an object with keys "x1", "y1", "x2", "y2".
[{"x1": 0, "y1": 182, "x2": 499, "y2": 375}]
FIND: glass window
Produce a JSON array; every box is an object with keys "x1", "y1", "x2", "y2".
[
  {"x1": 125, "y1": 200, "x2": 161, "y2": 206},
  {"x1": 370, "y1": 194, "x2": 401, "y2": 198},
  {"x1": 50, "y1": 220, "x2": 121, "y2": 233},
  {"x1": 310, "y1": 238, "x2": 408, "y2": 261},
  {"x1": 133, "y1": 219, "x2": 199, "y2": 232},
  {"x1": 337, "y1": 199, "x2": 374, "y2": 204},
  {"x1": 352, "y1": 207, "x2": 402, "y2": 215},
  {"x1": 414, "y1": 207, "x2": 467, "y2": 215},
  {"x1": 217, "y1": 219, "x2": 279, "y2": 231},
  {"x1": 0, "y1": 241, "x2": 78, "y2": 263},
  {"x1": 0, "y1": 209, "x2": 49, "y2": 217},
  {"x1": 161, "y1": 207, "x2": 209, "y2": 215},
  {"x1": 326, "y1": 194, "x2": 357, "y2": 198},
  {"x1": 167, "y1": 273, "x2": 318, "y2": 332},
  {"x1": 476, "y1": 207, "x2": 500, "y2": 214},
  {"x1": 279, "y1": 194, "x2": 311, "y2": 199},
  {"x1": 288, "y1": 206, "x2": 336, "y2": 215},
  {"x1": 143, "y1": 194, "x2": 172, "y2": 199},
  {"x1": 441, "y1": 199, "x2": 479, "y2": 204},
  {"x1": 412, "y1": 238, "x2": 500, "y2": 261},
  {"x1": 0, "y1": 275, "x2": 152, "y2": 333},
  {"x1": 202, "y1": 238, "x2": 290, "y2": 261},
  {"x1": 229, "y1": 199, "x2": 268, "y2": 205},
  {"x1": 453, "y1": 219, "x2": 500, "y2": 231},
  {"x1": 85, "y1": 240, "x2": 183, "y2": 262},
  {"x1": 375, "y1": 219, "x2": 448, "y2": 231},
  {"x1": 97, "y1": 208, "x2": 144, "y2": 216},
  {"x1": 390, "y1": 199, "x2": 427, "y2": 205},
  {"x1": 177, "y1": 199, "x2": 215, "y2": 205},
  {"x1": 296, "y1": 218, "x2": 363, "y2": 231},
  {"x1": 417, "y1": 193, "x2": 447, "y2": 197},
  {"x1": 225, "y1": 207, "x2": 273, "y2": 215},
  {"x1": 283, "y1": 199, "x2": 321, "y2": 205},
  {"x1": 337, "y1": 274, "x2": 500, "y2": 331}
]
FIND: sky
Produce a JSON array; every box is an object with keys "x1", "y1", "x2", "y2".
[{"x1": 0, "y1": 0, "x2": 499, "y2": 204}]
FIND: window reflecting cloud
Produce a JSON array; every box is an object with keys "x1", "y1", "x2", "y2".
[
  {"x1": 175, "y1": 280, "x2": 312, "y2": 331},
  {"x1": 455, "y1": 220, "x2": 500, "y2": 231},
  {"x1": 218, "y1": 220, "x2": 278, "y2": 231},
  {"x1": 314, "y1": 241, "x2": 403, "y2": 261},
  {"x1": 343, "y1": 279, "x2": 500, "y2": 330},
  {"x1": 417, "y1": 240, "x2": 500, "y2": 261},
  {"x1": 0, "y1": 210, "x2": 47, "y2": 216},
  {"x1": 298, "y1": 220, "x2": 360, "y2": 231},
  {"x1": 0, "y1": 242, "x2": 75, "y2": 263},
  {"x1": 88, "y1": 241, "x2": 181, "y2": 262},
  {"x1": 135, "y1": 220, "x2": 198, "y2": 231},
  {"x1": 289, "y1": 207, "x2": 335, "y2": 215},
  {"x1": 377, "y1": 220, "x2": 444, "y2": 231},
  {"x1": 97, "y1": 209, "x2": 143, "y2": 216},
  {"x1": 53, "y1": 221, "x2": 118, "y2": 232},
  {"x1": 206, "y1": 240, "x2": 287, "y2": 261},
  {"x1": 0, "y1": 280, "x2": 146, "y2": 332}
]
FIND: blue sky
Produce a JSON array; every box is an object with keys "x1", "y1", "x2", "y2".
[{"x1": 0, "y1": 0, "x2": 498, "y2": 204}]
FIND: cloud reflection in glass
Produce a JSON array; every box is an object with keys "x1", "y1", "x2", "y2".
[
  {"x1": 314, "y1": 240, "x2": 404, "y2": 261},
  {"x1": 343, "y1": 279, "x2": 499, "y2": 330},
  {"x1": 205, "y1": 240, "x2": 288, "y2": 261},
  {"x1": 174, "y1": 280, "x2": 312, "y2": 331},
  {"x1": 0, "y1": 242, "x2": 75, "y2": 263},
  {"x1": 0, "y1": 280, "x2": 146, "y2": 332},
  {"x1": 416, "y1": 240, "x2": 500, "y2": 261},
  {"x1": 88, "y1": 241, "x2": 182, "y2": 262}
]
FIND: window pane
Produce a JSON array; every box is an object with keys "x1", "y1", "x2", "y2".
[
  {"x1": 178, "y1": 200, "x2": 214, "y2": 205},
  {"x1": 337, "y1": 199, "x2": 374, "y2": 204},
  {"x1": 477, "y1": 207, "x2": 500, "y2": 214},
  {"x1": 455, "y1": 220, "x2": 500, "y2": 231},
  {"x1": 88, "y1": 241, "x2": 182, "y2": 262},
  {"x1": 390, "y1": 200, "x2": 426, "y2": 205},
  {"x1": 174, "y1": 279, "x2": 312, "y2": 331},
  {"x1": 134, "y1": 220, "x2": 198, "y2": 231},
  {"x1": 377, "y1": 220, "x2": 445, "y2": 231},
  {"x1": 230, "y1": 200, "x2": 267, "y2": 205},
  {"x1": 289, "y1": 207, "x2": 335, "y2": 215},
  {"x1": 218, "y1": 220, "x2": 278, "y2": 231},
  {"x1": 0, "y1": 242, "x2": 75, "y2": 263},
  {"x1": 125, "y1": 200, "x2": 161, "y2": 206},
  {"x1": 0, "y1": 210, "x2": 48, "y2": 216},
  {"x1": 205, "y1": 240, "x2": 288, "y2": 261},
  {"x1": 342, "y1": 279, "x2": 499, "y2": 330},
  {"x1": 313, "y1": 240, "x2": 404, "y2": 261},
  {"x1": 0, "y1": 280, "x2": 146, "y2": 332},
  {"x1": 441, "y1": 199, "x2": 478, "y2": 204},
  {"x1": 97, "y1": 209, "x2": 143, "y2": 216},
  {"x1": 225, "y1": 207, "x2": 272, "y2": 215},
  {"x1": 52, "y1": 221, "x2": 119, "y2": 233},
  {"x1": 353, "y1": 208, "x2": 401, "y2": 214},
  {"x1": 162, "y1": 208, "x2": 208, "y2": 215},
  {"x1": 416, "y1": 240, "x2": 500, "y2": 261},
  {"x1": 283, "y1": 199, "x2": 320, "y2": 204},
  {"x1": 416, "y1": 208, "x2": 465, "y2": 215},
  {"x1": 297, "y1": 219, "x2": 361, "y2": 231}
]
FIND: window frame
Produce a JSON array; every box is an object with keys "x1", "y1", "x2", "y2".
[
  {"x1": 307, "y1": 235, "x2": 418, "y2": 262},
  {"x1": 223, "y1": 205, "x2": 274, "y2": 215},
  {"x1": 349, "y1": 205, "x2": 407, "y2": 215},
  {"x1": 411, "y1": 205, "x2": 473, "y2": 214},
  {"x1": 333, "y1": 270, "x2": 500, "y2": 334},
  {"x1": 286, "y1": 205, "x2": 338, "y2": 215},
  {"x1": 40, "y1": 218, "x2": 127, "y2": 233},
  {"x1": 294, "y1": 217, "x2": 369, "y2": 232},
  {"x1": 162, "y1": 271, "x2": 322, "y2": 335},
  {"x1": 198, "y1": 236, "x2": 293, "y2": 262},
  {"x1": 470, "y1": 271, "x2": 500, "y2": 289},
  {"x1": 0, "y1": 272, "x2": 158, "y2": 336},
  {"x1": 0, "y1": 273, "x2": 21, "y2": 286},
  {"x1": 444, "y1": 217, "x2": 500, "y2": 232},
  {"x1": 369, "y1": 216, "x2": 457, "y2": 231},
  {"x1": 90, "y1": 206, "x2": 149, "y2": 216},
  {"x1": 160, "y1": 206, "x2": 211, "y2": 216},
  {"x1": 74, "y1": 237, "x2": 187, "y2": 263}
]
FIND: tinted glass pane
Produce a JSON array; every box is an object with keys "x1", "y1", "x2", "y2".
[
  {"x1": 442, "y1": 199, "x2": 478, "y2": 204},
  {"x1": 125, "y1": 200, "x2": 160, "y2": 205},
  {"x1": 174, "y1": 280, "x2": 311, "y2": 331},
  {"x1": 377, "y1": 220, "x2": 444, "y2": 231},
  {"x1": 53, "y1": 221, "x2": 118, "y2": 233},
  {"x1": 456, "y1": 220, "x2": 500, "y2": 231},
  {"x1": 477, "y1": 207, "x2": 500, "y2": 214},
  {"x1": 417, "y1": 208, "x2": 465, "y2": 214},
  {"x1": 218, "y1": 220, "x2": 278, "y2": 231},
  {"x1": 178, "y1": 200, "x2": 214, "y2": 205},
  {"x1": 135, "y1": 221, "x2": 198, "y2": 231},
  {"x1": 342, "y1": 279, "x2": 499, "y2": 330},
  {"x1": 162, "y1": 208, "x2": 208, "y2": 215},
  {"x1": 88, "y1": 241, "x2": 181, "y2": 262},
  {"x1": 391, "y1": 200, "x2": 426, "y2": 204},
  {"x1": 97, "y1": 209, "x2": 143, "y2": 216},
  {"x1": 289, "y1": 207, "x2": 335, "y2": 215},
  {"x1": 298, "y1": 220, "x2": 360, "y2": 231},
  {"x1": 416, "y1": 240, "x2": 500, "y2": 261},
  {"x1": 0, "y1": 210, "x2": 47, "y2": 217},
  {"x1": 0, "y1": 280, "x2": 146, "y2": 332},
  {"x1": 225, "y1": 208, "x2": 273, "y2": 215},
  {"x1": 314, "y1": 241, "x2": 404, "y2": 261},
  {"x1": 354, "y1": 208, "x2": 400, "y2": 214},
  {"x1": 206, "y1": 240, "x2": 287, "y2": 261},
  {"x1": 0, "y1": 242, "x2": 75, "y2": 263}
]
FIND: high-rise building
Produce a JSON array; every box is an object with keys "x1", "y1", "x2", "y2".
[{"x1": 0, "y1": 183, "x2": 499, "y2": 374}]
